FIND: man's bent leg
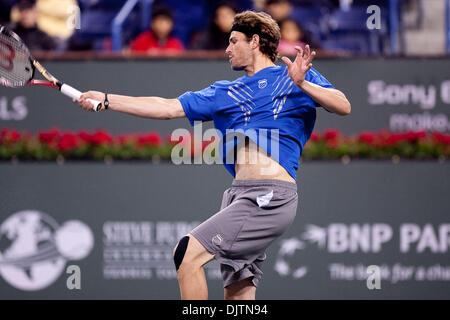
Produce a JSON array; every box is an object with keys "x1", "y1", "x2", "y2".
[
  {"x1": 224, "y1": 277, "x2": 256, "y2": 300},
  {"x1": 173, "y1": 233, "x2": 214, "y2": 300}
]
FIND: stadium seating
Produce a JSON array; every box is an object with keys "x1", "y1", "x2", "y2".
[
  {"x1": 323, "y1": 6, "x2": 387, "y2": 54},
  {"x1": 76, "y1": 0, "x2": 141, "y2": 51},
  {"x1": 70, "y1": 0, "x2": 400, "y2": 55},
  {"x1": 291, "y1": 6, "x2": 329, "y2": 45}
]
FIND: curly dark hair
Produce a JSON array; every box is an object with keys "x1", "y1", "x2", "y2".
[{"x1": 232, "y1": 11, "x2": 281, "y2": 62}]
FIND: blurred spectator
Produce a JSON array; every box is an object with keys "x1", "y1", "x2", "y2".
[
  {"x1": 191, "y1": 2, "x2": 238, "y2": 50},
  {"x1": 10, "y1": 0, "x2": 79, "y2": 41},
  {"x1": 253, "y1": 0, "x2": 265, "y2": 10},
  {"x1": 129, "y1": 6, "x2": 184, "y2": 53},
  {"x1": 157, "y1": 0, "x2": 209, "y2": 47},
  {"x1": 0, "y1": 0, "x2": 16, "y2": 24},
  {"x1": 278, "y1": 18, "x2": 320, "y2": 55},
  {"x1": 9, "y1": 0, "x2": 57, "y2": 51},
  {"x1": 264, "y1": 0, "x2": 293, "y2": 23},
  {"x1": 278, "y1": 18, "x2": 306, "y2": 55}
]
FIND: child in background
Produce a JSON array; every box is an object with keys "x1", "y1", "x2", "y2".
[
  {"x1": 264, "y1": 0, "x2": 293, "y2": 23},
  {"x1": 277, "y1": 18, "x2": 308, "y2": 55},
  {"x1": 130, "y1": 6, "x2": 184, "y2": 53}
]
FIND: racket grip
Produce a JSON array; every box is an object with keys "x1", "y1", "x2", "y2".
[{"x1": 60, "y1": 84, "x2": 103, "y2": 112}]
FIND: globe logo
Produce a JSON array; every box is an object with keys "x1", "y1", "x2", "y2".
[
  {"x1": 274, "y1": 225, "x2": 327, "y2": 279},
  {"x1": 0, "y1": 210, "x2": 94, "y2": 291},
  {"x1": 274, "y1": 237, "x2": 308, "y2": 279}
]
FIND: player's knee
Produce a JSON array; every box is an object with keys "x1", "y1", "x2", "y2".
[{"x1": 173, "y1": 235, "x2": 190, "y2": 271}]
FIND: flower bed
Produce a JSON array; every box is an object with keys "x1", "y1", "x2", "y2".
[
  {"x1": 0, "y1": 128, "x2": 449, "y2": 162},
  {"x1": 303, "y1": 129, "x2": 450, "y2": 161}
]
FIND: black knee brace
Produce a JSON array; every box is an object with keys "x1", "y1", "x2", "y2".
[{"x1": 173, "y1": 236, "x2": 190, "y2": 271}]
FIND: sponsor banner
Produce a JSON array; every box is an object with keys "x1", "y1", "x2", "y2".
[
  {"x1": 102, "y1": 221, "x2": 221, "y2": 281},
  {"x1": 0, "y1": 210, "x2": 94, "y2": 291},
  {"x1": 274, "y1": 223, "x2": 450, "y2": 283},
  {"x1": 0, "y1": 162, "x2": 449, "y2": 299}
]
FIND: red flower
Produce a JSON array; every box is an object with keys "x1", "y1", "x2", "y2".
[
  {"x1": 322, "y1": 129, "x2": 340, "y2": 149},
  {"x1": 38, "y1": 128, "x2": 60, "y2": 145},
  {"x1": 0, "y1": 128, "x2": 8, "y2": 143},
  {"x1": 415, "y1": 130, "x2": 427, "y2": 140},
  {"x1": 310, "y1": 132, "x2": 320, "y2": 142},
  {"x1": 57, "y1": 132, "x2": 80, "y2": 151},
  {"x1": 324, "y1": 129, "x2": 340, "y2": 141},
  {"x1": 325, "y1": 139, "x2": 339, "y2": 149},
  {"x1": 169, "y1": 133, "x2": 192, "y2": 145},
  {"x1": 1, "y1": 128, "x2": 21, "y2": 144},
  {"x1": 10, "y1": 130, "x2": 20, "y2": 142},
  {"x1": 405, "y1": 130, "x2": 427, "y2": 143},
  {"x1": 165, "y1": 134, "x2": 175, "y2": 144},
  {"x1": 78, "y1": 130, "x2": 92, "y2": 143},
  {"x1": 385, "y1": 133, "x2": 406, "y2": 146},
  {"x1": 202, "y1": 139, "x2": 215, "y2": 151},
  {"x1": 117, "y1": 134, "x2": 134, "y2": 144},
  {"x1": 358, "y1": 131, "x2": 375, "y2": 145},
  {"x1": 90, "y1": 130, "x2": 112, "y2": 145},
  {"x1": 137, "y1": 132, "x2": 161, "y2": 147},
  {"x1": 432, "y1": 132, "x2": 450, "y2": 145}
]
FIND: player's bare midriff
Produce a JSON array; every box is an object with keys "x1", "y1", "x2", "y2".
[{"x1": 234, "y1": 138, "x2": 296, "y2": 183}]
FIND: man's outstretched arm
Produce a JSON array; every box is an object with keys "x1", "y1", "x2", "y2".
[
  {"x1": 281, "y1": 45, "x2": 351, "y2": 116},
  {"x1": 77, "y1": 91, "x2": 186, "y2": 119}
]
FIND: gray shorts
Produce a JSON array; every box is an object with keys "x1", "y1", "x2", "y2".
[{"x1": 190, "y1": 179, "x2": 298, "y2": 288}]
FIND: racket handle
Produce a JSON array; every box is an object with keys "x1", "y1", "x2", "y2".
[{"x1": 60, "y1": 84, "x2": 103, "y2": 112}]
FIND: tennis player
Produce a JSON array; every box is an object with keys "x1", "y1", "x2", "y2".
[{"x1": 77, "y1": 11, "x2": 351, "y2": 300}]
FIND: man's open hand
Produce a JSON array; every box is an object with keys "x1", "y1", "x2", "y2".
[{"x1": 281, "y1": 44, "x2": 316, "y2": 87}]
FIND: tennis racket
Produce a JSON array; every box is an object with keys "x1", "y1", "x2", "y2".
[{"x1": 0, "y1": 25, "x2": 102, "y2": 111}]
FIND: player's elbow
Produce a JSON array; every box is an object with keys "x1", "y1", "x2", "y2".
[
  {"x1": 341, "y1": 100, "x2": 351, "y2": 116},
  {"x1": 330, "y1": 101, "x2": 351, "y2": 116},
  {"x1": 166, "y1": 99, "x2": 186, "y2": 119},
  {"x1": 334, "y1": 90, "x2": 351, "y2": 116}
]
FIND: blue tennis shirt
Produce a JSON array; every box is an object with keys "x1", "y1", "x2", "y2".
[{"x1": 177, "y1": 65, "x2": 334, "y2": 180}]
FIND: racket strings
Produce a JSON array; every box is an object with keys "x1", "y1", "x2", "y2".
[{"x1": 0, "y1": 31, "x2": 33, "y2": 87}]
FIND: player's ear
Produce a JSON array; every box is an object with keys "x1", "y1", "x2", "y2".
[{"x1": 251, "y1": 34, "x2": 260, "y2": 49}]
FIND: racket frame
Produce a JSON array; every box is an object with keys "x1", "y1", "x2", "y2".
[{"x1": 0, "y1": 25, "x2": 102, "y2": 111}]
